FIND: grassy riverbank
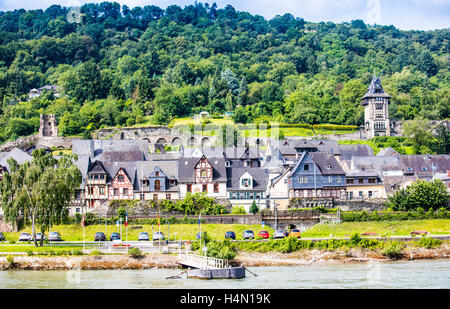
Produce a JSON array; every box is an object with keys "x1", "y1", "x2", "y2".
[
  {"x1": 302, "y1": 219, "x2": 450, "y2": 238},
  {"x1": 1, "y1": 224, "x2": 274, "y2": 242}
]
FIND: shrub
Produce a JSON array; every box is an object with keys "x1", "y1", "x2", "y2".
[
  {"x1": 381, "y1": 241, "x2": 405, "y2": 260},
  {"x1": 206, "y1": 240, "x2": 236, "y2": 260},
  {"x1": 350, "y1": 233, "x2": 362, "y2": 245},
  {"x1": 415, "y1": 237, "x2": 442, "y2": 249},
  {"x1": 6, "y1": 255, "x2": 14, "y2": 265},
  {"x1": 128, "y1": 247, "x2": 143, "y2": 258},
  {"x1": 26, "y1": 249, "x2": 34, "y2": 256},
  {"x1": 90, "y1": 249, "x2": 103, "y2": 256},
  {"x1": 9, "y1": 240, "x2": 16, "y2": 244},
  {"x1": 231, "y1": 206, "x2": 247, "y2": 215},
  {"x1": 72, "y1": 249, "x2": 83, "y2": 256}
]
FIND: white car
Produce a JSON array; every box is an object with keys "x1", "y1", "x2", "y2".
[
  {"x1": 138, "y1": 232, "x2": 150, "y2": 241},
  {"x1": 273, "y1": 230, "x2": 287, "y2": 239},
  {"x1": 152, "y1": 232, "x2": 164, "y2": 241},
  {"x1": 35, "y1": 233, "x2": 46, "y2": 241},
  {"x1": 19, "y1": 233, "x2": 33, "y2": 241}
]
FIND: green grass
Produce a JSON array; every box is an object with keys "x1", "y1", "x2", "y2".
[
  {"x1": 0, "y1": 244, "x2": 94, "y2": 254},
  {"x1": 302, "y1": 219, "x2": 450, "y2": 238},
  {"x1": 3, "y1": 224, "x2": 274, "y2": 242}
]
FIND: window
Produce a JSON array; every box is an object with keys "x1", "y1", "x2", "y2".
[
  {"x1": 166, "y1": 194, "x2": 171, "y2": 200},
  {"x1": 214, "y1": 183, "x2": 219, "y2": 193},
  {"x1": 94, "y1": 175, "x2": 98, "y2": 180},
  {"x1": 155, "y1": 180, "x2": 161, "y2": 191},
  {"x1": 242, "y1": 178, "x2": 251, "y2": 187},
  {"x1": 368, "y1": 191, "x2": 373, "y2": 198},
  {"x1": 88, "y1": 187, "x2": 94, "y2": 195},
  {"x1": 359, "y1": 179, "x2": 364, "y2": 184},
  {"x1": 155, "y1": 171, "x2": 160, "y2": 177},
  {"x1": 347, "y1": 179, "x2": 354, "y2": 184},
  {"x1": 140, "y1": 193, "x2": 145, "y2": 200},
  {"x1": 99, "y1": 187, "x2": 105, "y2": 195},
  {"x1": 225, "y1": 161, "x2": 231, "y2": 167},
  {"x1": 114, "y1": 188, "x2": 119, "y2": 195},
  {"x1": 76, "y1": 208, "x2": 80, "y2": 213},
  {"x1": 304, "y1": 164, "x2": 309, "y2": 171},
  {"x1": 201, "y1": 170, "x2": 207, "y2": 178},
  {"x1": 202, "y1": 184, "x2": 207, "y2": 193},
  {"x1": 375, "y1": 103, "x2": 384, "y2": 109},
  {"x1": 118, "y1": 175, "x2": 124, "y2": 182},
  {"x1": 422, "y1": 167, "x2": 428, "y2": 171},
  {"x1": 123, "y1": 188, "x2": 129, "y2": 195},
  {"x1": 187, "y1": 184, "x2": 192, "y2": 193},
  {"x1": 359, "y1": 191, "x2": 363, "y2": 197},
  {"x1": 326, "y1": 164, "x2": 332, "y2": 169},
  {"x1": 153, "y1": 194, "x2": 158, "y2": 201},
  {"x1": 369, "y1": 178, "x2": 376, "y2": 184},
  {"x1": 328, "y1": 176, "x2": 333, "y2": 183},
  {"x1": 100, "y1": 175, "x2": 104, "y2": 180},
  {"x1": 337, "y1": 176, "x2": 341, "y2": 183},
  {"x1": 143, "y1": 179, "x2": 149, "y2": 186}
]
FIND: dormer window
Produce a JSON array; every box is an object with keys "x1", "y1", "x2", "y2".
[
  {"x1": 422, "y1": 167, "x2": 428, "y2": 171},
  {"x1": 225, "y1": 161, "x2": 231, "y2": 167},
  {"x1": 242, "y1": 178, "x2": 251, "y2": 188},
  {"x1": 155, "y1": 171, "x2": 160, "y2": 177},
  {"x1": 326, "y1": 164, "x2": 332, "y2": 169}
]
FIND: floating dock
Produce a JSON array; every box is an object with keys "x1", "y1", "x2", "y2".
[{"x1": 178, "y1": 253, "x2": 245, "y2": 280}]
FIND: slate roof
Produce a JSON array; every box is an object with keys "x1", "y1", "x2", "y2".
[
  {"x1": 0, "y1": 148, "x2": 33, "y2": 172},
  {"x1": 72, "y1": 140, "x2": 149, "y2": 162},
  {"x1": 178, "y1": 156, "x2": 227, "y2": 183},
  {"x1": 338, "y1": 144, "x2": 374, "y2": 161},
  {"x1": 361, "y1": 75, "x2": 392, "y2": 101},
  {"x1": 181, "y1": 146, "x2": 261, "y2": 159},
  {"x1": 310, "y1": 152, "x2": 346, "y2": 175},
  {"x1": 135, "y1": 160, "x2": 179, "y2": 192},
  {"x1": 351, "y1": 156, "x2": 404, "y2": 172},
  {"x1": 277, "y1": 139, "x2": 341, "y2": 157},
  {"x1": 102, "y1": 161, "x2": 137, "y2": 185},
  {"x1": 226, "y1": 167, "x2": 268, "y2": 191},
  {"x1": 399, "y1": 155, "x2": 450, "y2": 179},
  {"x1": 377, "y1": 147, "x2": 399, "y2": 157}
]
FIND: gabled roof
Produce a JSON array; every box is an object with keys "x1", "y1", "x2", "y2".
[
  {"x1": 310, "y1": 152, "x2": 346, "y2": 175},
  {"x1": 226, "y1": 167, "x2": 268, "y2": 190},
  {"x1": 399, "y1": 155, "x2": 450, "y2": 178},
  {"x1": 0, "y1": 148, "x2": 33, "y2": 172},
  {"x1": 87, "y1": 160, "x2": 107, "y2": 174},
  {"x1": 351, "y1": 156, "x2": 403, "y2": 172},
  {"x1": 178, "y1": 156, "x2": 227, "y2": 183},
  {"x1": 338, "y1": 144, "x2": 374, "y2": 161},
  {"x1": 72, "y1": 140, "x2": 149, "y2": 162},
  {"x1": 377, "y1": 147, "x2": 400, "y2": 157}
]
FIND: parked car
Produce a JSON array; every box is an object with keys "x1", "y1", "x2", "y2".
[
  {"x1": 289, "y1": 229, "x2": 302, "y2": 238},
  {"x1": 138, "y1": 232, "x2": 150, "y2": 241},
  {"x1": 35, "y1": 233, "x2": 46, "y2": 241},
  {"x1": 19, "y1": 233, "x2": 32, "y2": 241},
  {"x1": 225, "y1": 231, "x2": 236, "y2": 240},
  {"x1": 109, "y1": 233, "x2": 121, "y2": 241},
  {"x1": 152, "y1": 231, "x2": 164, "y2": 241},
  {"x1": 273, "y1": 230, "x2": 287, "y2": 239},
  {"x1": 48, "y1": 231, "x2": 62, "y2": 241},
  {"x1": 94, "y1": 232, "x2": 106, "y2": 241},
  {"x1": 0, "y1": 232, "x2": 5, "y2": 241},
  {"x1": 258, "y1": 231, "x2": 270, "y2": 239},
  {"x1": 242, "y1": 230, "x2": 255, "y2": 240}
]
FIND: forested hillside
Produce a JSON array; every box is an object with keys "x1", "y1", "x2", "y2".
[{"x1": 0, "y1": 2, "x2": 448, "y2": 142}]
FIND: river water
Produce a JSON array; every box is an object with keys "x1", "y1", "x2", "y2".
[{"x1": 0, "y1": 260, "x2": 448, "y2": 289}]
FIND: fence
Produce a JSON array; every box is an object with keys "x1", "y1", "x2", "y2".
[{"x1": 178, "y1": 253, "x2": 229, "y2": 269}]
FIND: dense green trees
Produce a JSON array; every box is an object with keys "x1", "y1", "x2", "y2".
[{"x1": 0, "y1": 2, "x2": 448, "y2": 144}]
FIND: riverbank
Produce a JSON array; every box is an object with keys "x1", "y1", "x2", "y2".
[{"x1": 1, "y1": 243, "x2": 448, "y2": 271}]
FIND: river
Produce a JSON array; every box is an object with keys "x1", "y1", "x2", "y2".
[{"x1": 0, "y1": 260, "x2": 448, "y2": 289}]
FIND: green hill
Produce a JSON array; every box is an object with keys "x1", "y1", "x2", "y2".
[{"x1": 0, "y1": 2, "x2": 448, "y2": 144}]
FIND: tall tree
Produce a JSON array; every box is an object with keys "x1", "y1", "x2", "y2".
[{"x1": 0, "y1": 149, "x2": 82, "y2": 247}]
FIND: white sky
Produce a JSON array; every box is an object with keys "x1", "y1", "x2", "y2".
[{"x1": 0, "y1": 0, "x2": 449, "y2": 30}]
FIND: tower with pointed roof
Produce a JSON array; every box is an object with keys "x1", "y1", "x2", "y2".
[{"x1": 361, "y1": 75, "x2": 392, "y2": 139}]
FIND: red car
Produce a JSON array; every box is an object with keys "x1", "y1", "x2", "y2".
[{"x1": 258, "y1": 231, "x2": 270, "y2": 239}]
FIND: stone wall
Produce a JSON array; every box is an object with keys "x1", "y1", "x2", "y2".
[
  {"x1": 288, "y1": 198, "x2": 388, "y2": 211},
  {"x1": 0, "y1": 135, "x2": 38, "y2": 152}
]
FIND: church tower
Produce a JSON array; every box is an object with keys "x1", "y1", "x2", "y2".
[{"x1": 361, "y1": 75, "x2": 391, "y2": 139}]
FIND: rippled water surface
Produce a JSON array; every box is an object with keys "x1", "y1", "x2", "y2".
[{"x1": 0, "y1": 260, "x2": 448, "y2": 289}]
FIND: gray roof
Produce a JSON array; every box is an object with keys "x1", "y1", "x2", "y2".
[
  {"x1": 135, "y1": 160, "x2": 179, "y2": 191},
  {"x1": 181, "y1": 146, "x2": 262, "y2": 159},
  {"x1": 338, "y1": 144, "x2": 374, "y2": 161},
  {"x1": 377, "y1": 147, "x2": 400, "y2": 157},
  {"x1": 102, "y1": 161, "x2": 137, "y2": 185},
  {"x1": 361, "y1": 75, "x2": 392, "y2": 101},
  {"x1": 399, "y1": 155, "x2": 450, "y2": 179},
  {"x1": 351, "y1": 156, "x2": 403, "y2": 172},
  {"x1": 178, "y1": 156, "x2": 227, "y2": 183},
  {"x1": 72, "y1": 140, "x2": 149, "y2": 162},
  {"x1": 226, "y1": 167, "x2": 268, "y2": 191},
  {"x1": 310, "y1": 152, "x2": 346, "y2": 175},
  {"x1": 277, "y1": 139, "x2": 341, "y2": 156},
  {"x1": 0, "y1": 148, "x2": 33, "y2": 172}
]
